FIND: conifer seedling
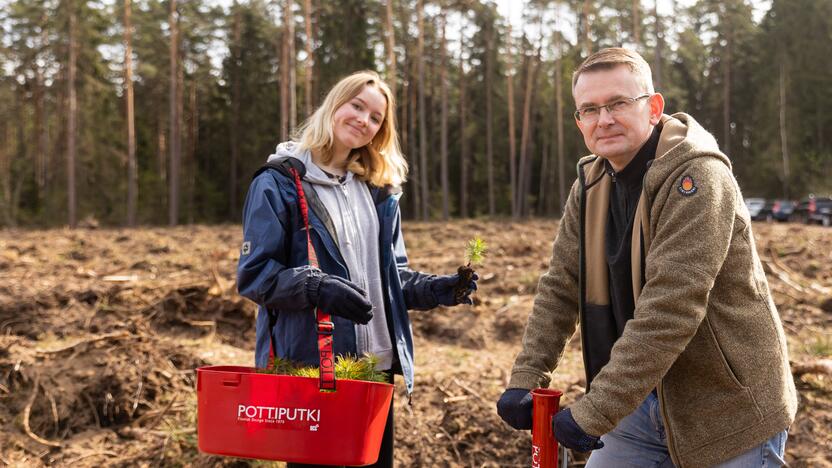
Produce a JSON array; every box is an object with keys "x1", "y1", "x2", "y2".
[
  {"x1": 259, "y1": 354, "x2": 389, "y2": 384},
  {"x1": 454, "y1": 236, "x2": 486, "y2": 304}
]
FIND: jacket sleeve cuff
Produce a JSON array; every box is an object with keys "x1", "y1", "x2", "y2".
[
  {"x1": 401, "y1": 271, "x2": 438, "y2": 310},
  {"x1": 570, "y1": 396, "x2": 616, "y2": 437},
  {"x1": 508, "y1": 369, "x2": 551, "y2": 390},
  {"x1": 304, "y1": 267, "x2": 323, "y2": 306}
]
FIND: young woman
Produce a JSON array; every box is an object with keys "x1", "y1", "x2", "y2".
[{"x1": 236, "y1": 70, "x2": 477, "y2": 468}]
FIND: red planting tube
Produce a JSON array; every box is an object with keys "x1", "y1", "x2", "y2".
[{"x1": 531, "y1": 388, "x2": 563, "y2": 468}]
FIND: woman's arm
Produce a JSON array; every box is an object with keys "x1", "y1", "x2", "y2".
[
  {"x1": 390, "y1": 207, "x2": 439, "y2": 310},
  {"x1": 236, "y1": 172, "x2": 317, "y2": 312}
]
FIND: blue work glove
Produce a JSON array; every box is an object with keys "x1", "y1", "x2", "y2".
[
  {"x1": 430, "y1": 272, "x2": 479, "y2": 306},
  {"x1": 307, "y1": 270, "x2": 373, "y2": 324},
  {"x1": 496, "y1": 388, "x2": 533, "y2": 430},
  {"x1": 552, "y1": 408, "x2": 604, "y2": 452}
]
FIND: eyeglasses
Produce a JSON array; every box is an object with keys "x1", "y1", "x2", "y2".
[{"x1": 574, "y1": 94, "x2": 652, "y2": 122}]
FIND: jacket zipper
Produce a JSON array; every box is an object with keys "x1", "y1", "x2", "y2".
[
  {"x1": 637, "y1": 162, "x2": 678, "y2": 466},
  {"x1": 307, "y1": 224, "x2": 349, "y2": 279}
]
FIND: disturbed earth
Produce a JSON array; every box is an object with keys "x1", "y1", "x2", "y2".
[{"x1": 0, "y1": 220, "x2": 830, "y2": 467}]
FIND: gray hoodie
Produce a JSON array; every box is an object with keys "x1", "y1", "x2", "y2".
[{"x1": 267, "y1": 142, "x2": 393, "y2": 370}]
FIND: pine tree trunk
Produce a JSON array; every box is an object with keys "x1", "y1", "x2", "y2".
[
  {"x1": 34, "y1": 64, "x2": 46, "y2": 200},
  {"x1": 67, "y1": 0, "x2": 77, "y2": 228},
  {"x1": 384, "y1": 0, "x2": 397, "y2": 96},
  {"x1": 303, "y1": 0, "x2": 314, "y2": 115},
  {"x1": 12, "y1": 91, "x2": 25, "y2": 224},
  {"x1": 459, "y1": 35, "x2": 468, "y2": 218},
  {"x1": 632, "y1": 0, "x2": 640, "y2": 46},
  {"x1": 35, "y1": 19, "x2": 49, "y2": 199},
  {"x1": 157, "y1": 118, "x2": 167, "y2": 218},
  {"x1": 485, "y1": 25, "x2": 495, "y2": 217},
  {"x1": 168, "y1": 0, "x2": 180, "y2": 226},
  {"x1": 401, "y1": 1, "x2": 418, "y2": 217},
  {"x1": 282, "y1": 0, "x2": 296, "y2": 136},
  {"x1": 187, "y1": 83, "x2": 198, "y2": 223},
  {"x1": 230, "y1": 3, "x2": 241, "y2": 219},
  {"x1": 125, "y1": 0, "x2": 137, "y2": 226},
  {"x1": 522, "y1": 43, "x2": 542, "y2": 217},
  {"x1": 779, "y1": 58, "x2": 790, "y2": 199},
  {"x1": 506, "y1": 26, "x2": 517, "y2": 217},
  {"x1": 311, "y1": 0, "x2": 319, "y2": 102},
  {"x1": 408, "y1": 53, "x2": 420, "y2": 218},
  {"x1": 538, "y1": 117, "x2": 550, "y2": 214},
  {"x1": 416, "y1": 0, "x2": 428, "y2": 220},
  {"x1": 439, "y1": 13, "x2": 449, "y2": 220},
  {"x1": 517, "y1": 44, "x2": 535, "y2": 217},
  {"x1": 0, "y1": 123, "x2": 10, "y2": 225},
  {"x1": 397, "y1": 1, "x2": 408, "y2": 161},
  {"x1": 653, "y1": 0, "x2": 662, "y2": 89},
  {"x1": 582, "y1": 0, "x2": 593, "y2": 57},
  {"x1": 280, "y1": 1, "x2": 290, "y2": 140}
]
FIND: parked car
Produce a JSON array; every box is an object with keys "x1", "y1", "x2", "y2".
[
  {"x1": 792, "y1": 195, "x2": 832, "y2": 226},
  {"x1": 768, "y1": 199, "x2": 796, "y2": 222},
  {"x1": 745, "y1": 198, "x2": 771, "y2": 221}
]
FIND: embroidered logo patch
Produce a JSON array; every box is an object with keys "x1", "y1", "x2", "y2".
[
  {"x1": 241, "y1": 241, "x2": 251, "y2": 256},
  {"x1": 677, "y1": 175, "x2": 698, "y2": 196}
]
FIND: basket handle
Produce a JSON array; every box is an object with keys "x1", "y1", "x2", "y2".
[{"x1": 289, "y1": 167, "x2": 337, "y2": 392}]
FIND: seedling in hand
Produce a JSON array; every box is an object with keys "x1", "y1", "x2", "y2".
[{"x1": 455, "y1": 236, "x2": 486, "y2": 303}]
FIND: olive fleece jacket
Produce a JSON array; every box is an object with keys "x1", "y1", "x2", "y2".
[{"x1": 508, "y1": 113, "x2": 798, "y2": 467}]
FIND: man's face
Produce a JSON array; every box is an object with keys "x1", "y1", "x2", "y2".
[{"x1": 573, "y1": 65, "x2": 663, "y2": 169}]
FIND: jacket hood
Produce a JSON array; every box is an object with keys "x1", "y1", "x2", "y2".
[
  {"x1": 578, "y1": 113, "x2": 731, "y2": 195},
  {"x1": 266, "y1": 141, "x2": 352, "y2": 187},
  {"x1": 644, "y1": 113, "x2": 731, "y2": 191}
]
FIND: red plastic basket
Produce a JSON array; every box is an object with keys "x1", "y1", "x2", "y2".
[{"x1": 197, "y1": 365, "x2": 394, "y2": 465}]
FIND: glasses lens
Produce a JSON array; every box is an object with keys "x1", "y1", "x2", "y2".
[
  {"x1": 609, "y1": 100, "x2": 630, "y2": 112},
  {"x1": 578, "y1": 107, "x2": 598, "y2": 121}
]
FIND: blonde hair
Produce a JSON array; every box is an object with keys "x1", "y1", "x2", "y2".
[
  {"x1": 295, "y1": 71, "x2": 408, "y2": 187},
  {"x1": 572, "y1": 47, "x2": 654, "y2": 94}
]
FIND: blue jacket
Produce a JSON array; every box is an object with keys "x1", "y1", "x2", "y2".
[{"x1": 237, "y1": 159, "x2": 436, "y2": 394}]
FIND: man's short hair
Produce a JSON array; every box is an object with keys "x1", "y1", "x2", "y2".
[{"x1": 572, "y1": 48, "x2": 655, "y2": 94}]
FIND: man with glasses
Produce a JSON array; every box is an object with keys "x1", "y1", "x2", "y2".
[{"x1": 496, "y1": 48, "x2": 796, "y2": 467}]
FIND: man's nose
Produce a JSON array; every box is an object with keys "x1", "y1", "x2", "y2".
[{"x1": 597, "y1": 106, "x2": 615, "y2": 126}]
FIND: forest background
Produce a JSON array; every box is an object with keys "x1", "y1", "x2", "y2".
[{"x1": 1, "y1": 0, "x2": 830, "y2": 228}]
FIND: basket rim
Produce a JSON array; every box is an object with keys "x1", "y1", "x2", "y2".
[{"x1": 196, "y1": 365, "x2": 395, "y2": 388}]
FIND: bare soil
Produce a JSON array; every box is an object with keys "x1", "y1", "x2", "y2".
[{"x1": 0, "y1": 220, "x2": 829, "y2": 467}]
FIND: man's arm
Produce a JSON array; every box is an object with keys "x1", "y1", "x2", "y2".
[
  {"x1": 508, "y1": 179, "x2": 583, "y2": 390},
  {"x1": 570, "y1": 158, "x2": 738, "y2": 437}
]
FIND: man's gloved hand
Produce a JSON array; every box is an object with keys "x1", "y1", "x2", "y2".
[
  {"x1": 307, "y1": 270, "x2": 373, "y2": 324},
  {"x1": 552, "y1": 408, "x2": 604, "y2": 452},
  {"x1": 430, "y1": 272, "x2": 479, "y2": 306},
  {"x1": 496, "y1": 388, "x2": 533, "y2": 430}
]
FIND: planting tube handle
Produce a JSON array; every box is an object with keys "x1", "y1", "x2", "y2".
[{"x1": 290, "y1": 167, "x2": 336, "y2": 391}]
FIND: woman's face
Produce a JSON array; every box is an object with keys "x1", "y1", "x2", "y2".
[{"x1": 331, "y1": 85, "x2": 387, "y2": 151}]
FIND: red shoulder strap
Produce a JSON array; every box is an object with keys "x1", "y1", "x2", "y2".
[{"x1": 268, "y1": 168, "x2": 336, "y2": 391}]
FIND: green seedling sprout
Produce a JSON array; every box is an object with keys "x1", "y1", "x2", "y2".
[
  {"x1": 464, "y1": 236, "x2": 487, "y2": 266},
  {"x1": 454, "y1": 236, "x2": 486, "y2": 304}
]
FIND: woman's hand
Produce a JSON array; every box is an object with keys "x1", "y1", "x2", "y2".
[
  {"x1": 307, "y1": 271, "x2": 374, "y2": 324},
  {"x1": 429, "y1": 272, "x2": 479, "y2": 306}
]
